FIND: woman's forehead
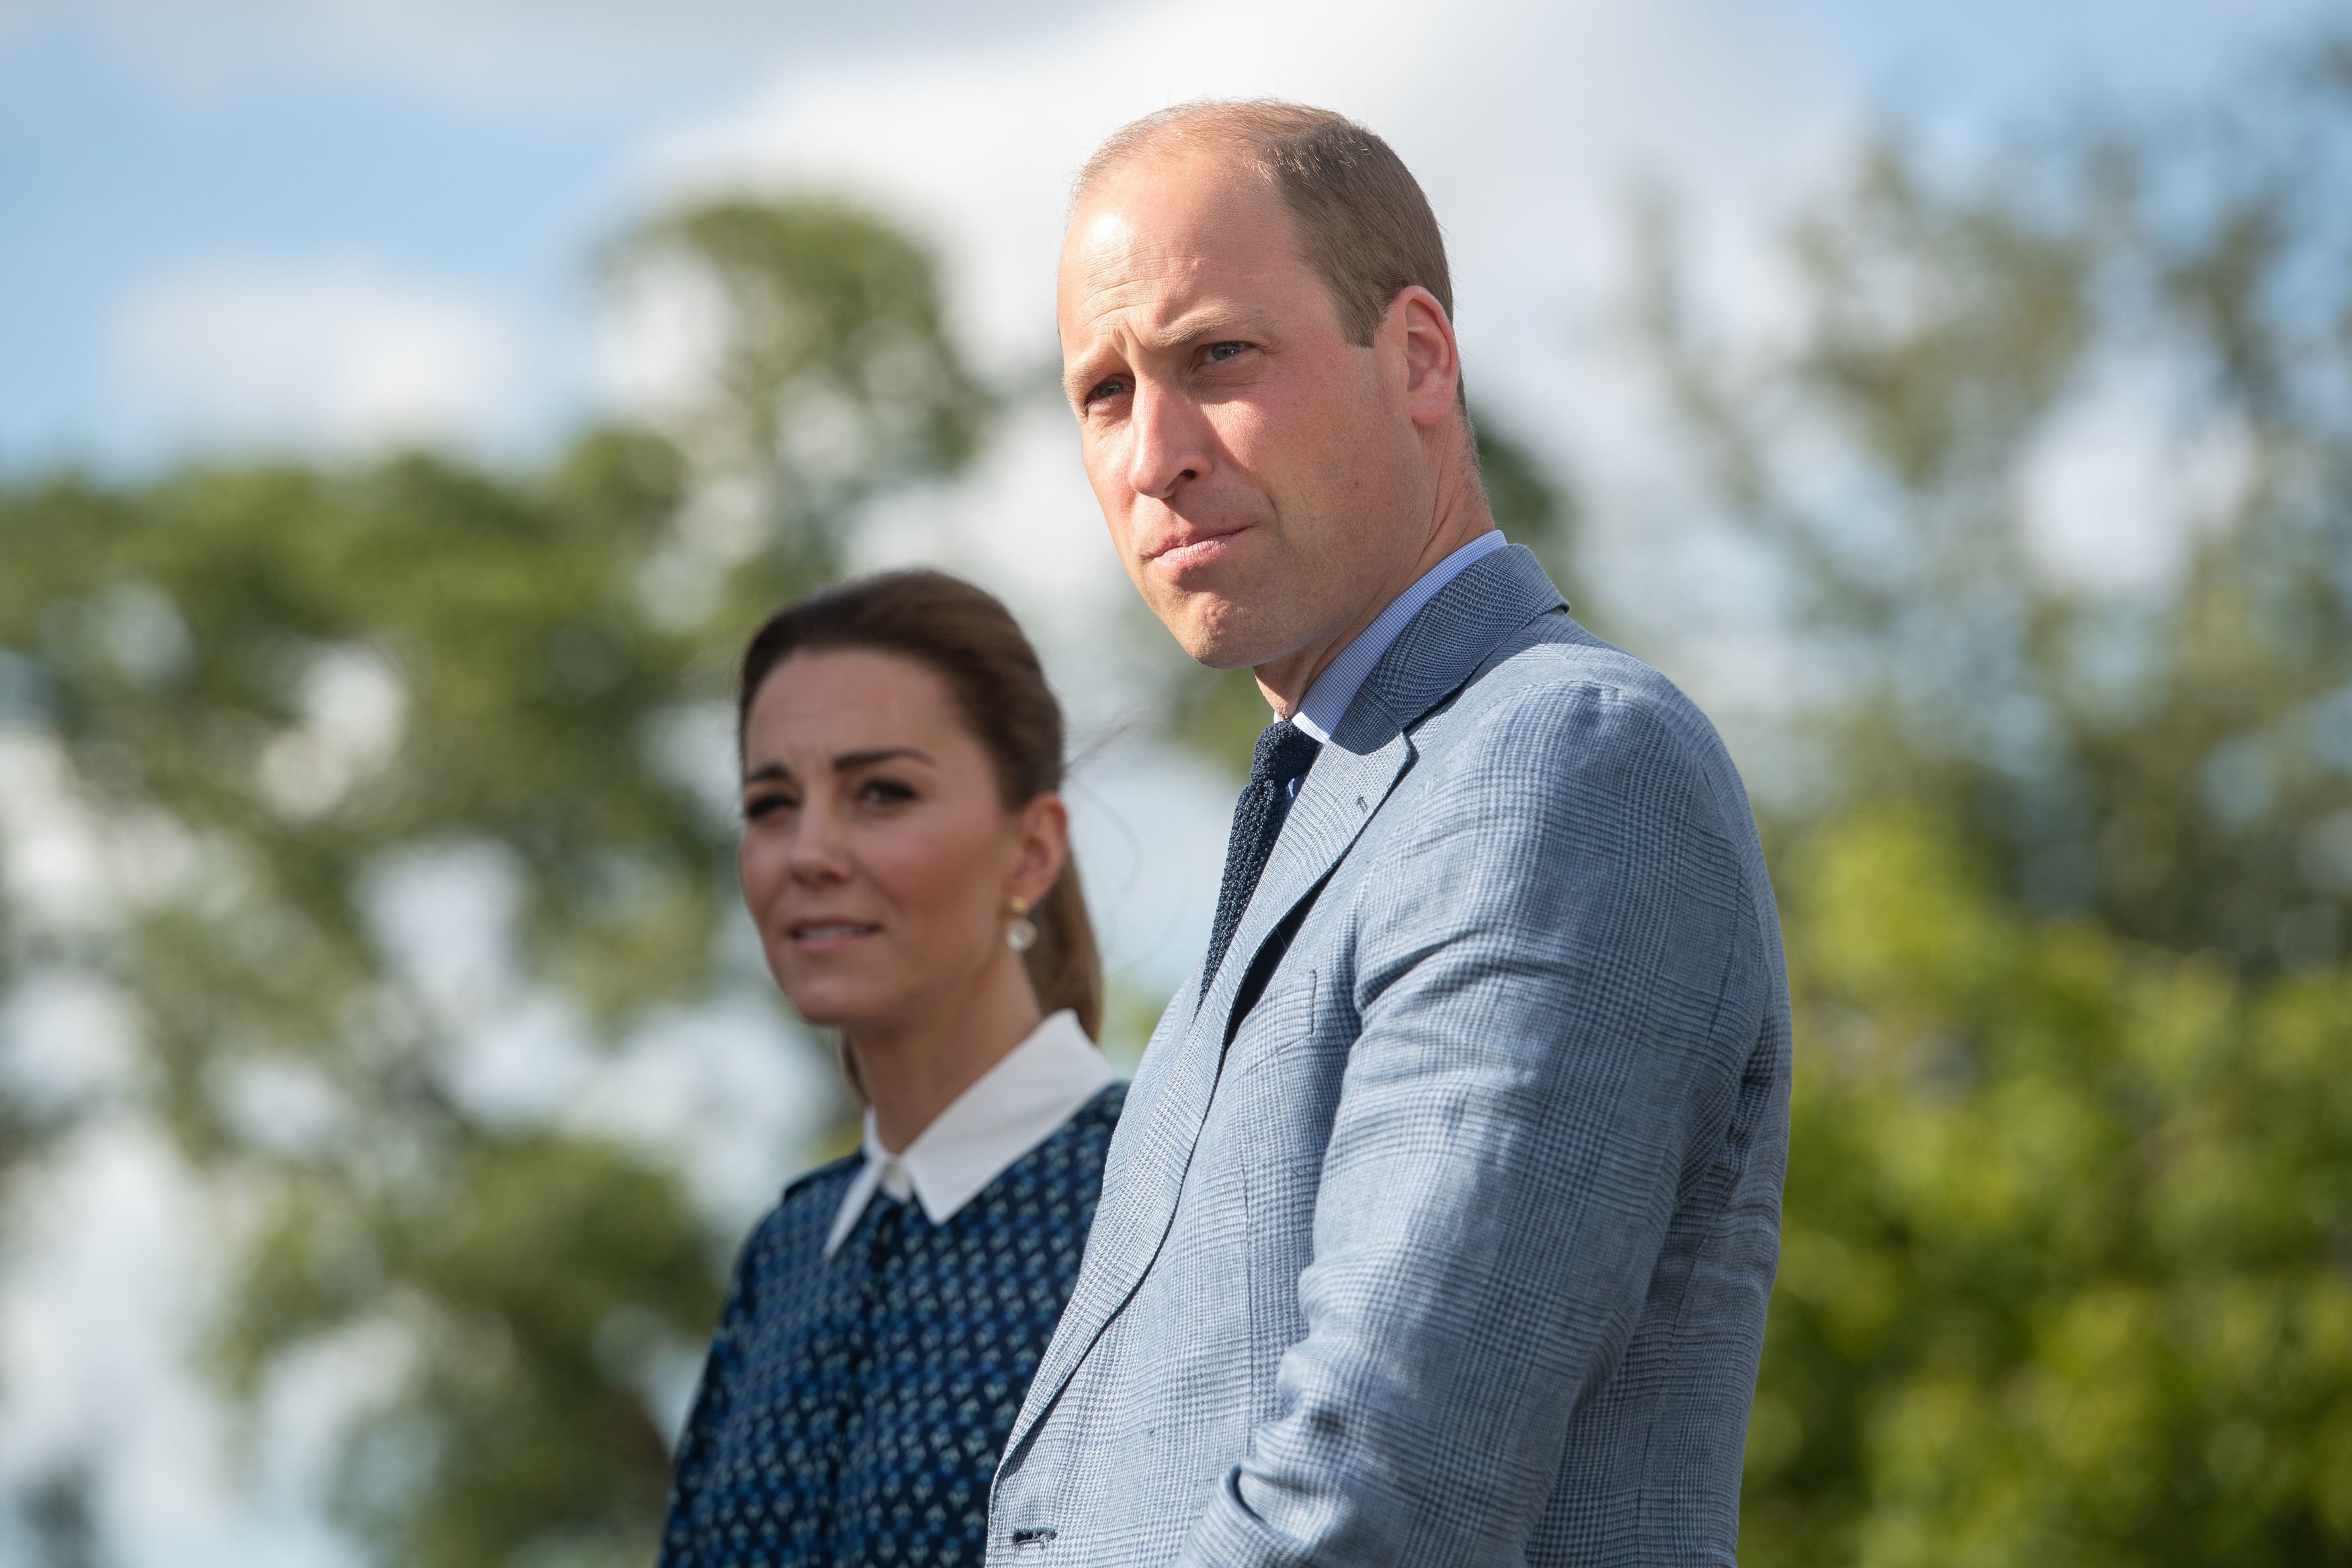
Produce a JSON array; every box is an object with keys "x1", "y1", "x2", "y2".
[{"x1": 745, "y1": 649, "x2": 962, "y2": 758}]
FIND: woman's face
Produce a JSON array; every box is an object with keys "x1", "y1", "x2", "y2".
[{"x1": 737, "y1": 649, "x2": 1065, "y2": 1035}]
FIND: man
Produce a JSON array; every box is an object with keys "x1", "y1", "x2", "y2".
[{"x1": 989, "y1": 102, "x2": 1790, "y2": 1567}]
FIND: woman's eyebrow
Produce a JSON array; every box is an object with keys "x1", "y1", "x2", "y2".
[{"x1": 833, "y1": 746, "x2": 935, "y2": 771}]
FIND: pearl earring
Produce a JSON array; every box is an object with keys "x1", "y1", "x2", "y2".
[{"x1": 1005, "y1": 895, "x2": 1038, "y2": 953}]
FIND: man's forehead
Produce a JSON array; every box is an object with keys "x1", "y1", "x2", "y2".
[
  {"x1": 1062, "y1": 241, "x2": 1277, "y2": 322},
  {"x1": 1058, "y1": 161, "x2": 1305, "y2": 331}
]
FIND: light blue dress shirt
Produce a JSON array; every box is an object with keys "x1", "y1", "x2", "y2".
[{"x1": 1289, "y1": 529, "x2": 1509, "y2": 744}]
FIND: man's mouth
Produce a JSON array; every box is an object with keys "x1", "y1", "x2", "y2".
[{"x1": 1145, "y1": 526, "x2": 1245, "y2": 574}]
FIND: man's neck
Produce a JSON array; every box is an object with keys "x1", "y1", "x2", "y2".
[{"x1": 1255, "y1": 487, "x2": 1495, "y2": 720}]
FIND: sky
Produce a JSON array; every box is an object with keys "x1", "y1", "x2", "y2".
[
  {"x1": 1, "y1": 0, "x2": 2316, "y2": 472},
  {"x1": 0, "y1": 0, "x2": 2336, "y2": 1561}
]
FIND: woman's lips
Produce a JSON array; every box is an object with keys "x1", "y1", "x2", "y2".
[{"x1": 788, "y1": 921, "x2": 882, "y2": 952}]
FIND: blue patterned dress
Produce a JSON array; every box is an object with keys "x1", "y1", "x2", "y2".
[{"x1": 659, "y1": 1083, "x2": 1124, "y2": 1567}]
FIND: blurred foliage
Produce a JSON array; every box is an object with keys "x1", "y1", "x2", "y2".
[
  {"x1": 1752, "y1": 811, "x2": 2352, "y2": 1564},
  {"x1": 613, "y1": 199, "x2": 990, "y2": 556},
  {"x1": 1163, "y1": 409, "x2": 1579, "y2": 777},
  {"x1": 3, "y1": 28, "x2": 2349, "y2": 1568},
  {"x1": 0, "y1": 199, "x2": 986, "y2": 1565},
  {"x1": 1636, "y1": 36, "x2": 2352, "y2": 968},
  {"x1": 1627, "y1": 28, "x2": 2352, "y2": 1565}
]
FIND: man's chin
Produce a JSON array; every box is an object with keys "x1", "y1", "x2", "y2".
[{"x1": 1153, "y1": 595, "x2": 1290, "y2": 672}]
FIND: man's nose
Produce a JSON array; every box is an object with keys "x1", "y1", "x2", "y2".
[{"x1": 1124, "y1": 382, "x2": 1213, "y2": 500}]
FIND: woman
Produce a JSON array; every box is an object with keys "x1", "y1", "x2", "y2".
[{"x1": 659, "y1": 570, "x2": 1123, "y2": 1567}]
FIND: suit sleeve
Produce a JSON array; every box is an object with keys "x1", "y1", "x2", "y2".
[{"x1": 1175, "y1": 681, "x2": 1767, "y2": 1567}]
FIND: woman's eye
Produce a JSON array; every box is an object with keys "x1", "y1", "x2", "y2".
[
  {"x1": 858, "y1": 777, "x2": 918, "y2": 805},
  {"x1": 743, "y1": 791, "x2": 796, "y2": 821}
]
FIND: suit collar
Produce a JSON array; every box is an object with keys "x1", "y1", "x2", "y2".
[
  {"x1": 1339, "y1": 542, "x2": 1567, "y2": 748},
  {"x1": 1291, "y1": 529, "x2": 1510, "y2": 742},
  {"x1": 1210, "y1": 544, "x2": 1562, "y2": 1033}
]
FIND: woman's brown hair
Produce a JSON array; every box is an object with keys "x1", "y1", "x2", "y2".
[{"x1": 737, "y1": 570, "x2": 1103, "y2": 1040}]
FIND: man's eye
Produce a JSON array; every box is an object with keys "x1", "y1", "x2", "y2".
[
  {"x1": 1205, "y1": 341, "x2": 1249, "y2": 363},
  {"x1": 1083, "y1": 376, "x2": 1130, "y2": 407}
]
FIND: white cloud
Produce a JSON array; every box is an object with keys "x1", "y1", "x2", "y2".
[
  {"x1": 632, "y1": 0, "x2": 1847, "y2": 374},
  {"x1": 14, "y1": 0, "x2": 2324, "y2": 119},
  {"x1": 14, "y1": 0, "x2": 1095, "y2": 111},
  {"x1": 108, "y1": 259, "x2": 526, "y2": 458},
  {"x1": 2019, "y1": 353, "x2": 2255, "y2": 599},
  {"x1": 0, "y1": 732, "x2": 115, "y2": 933},
  {"x1": 593, "y1": 251, "x2": 735, "y2": 425},
  {"x1": 257, "y1": 644, "x2": 410, "y2": 820},
  {"x1": 0, "y1": 1117, "x2": 364, "y2": 1568}
]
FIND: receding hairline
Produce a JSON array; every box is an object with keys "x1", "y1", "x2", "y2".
[
  {"x1": 1059, "y1": 112, "x2": 1306, "y2": 294},
  {"x1": 1066, "y1": 98, "x2": 1456, "y2": 351},
  {"x1": 1068, "y1": 100, "x2": 1304, "y2": 212}
]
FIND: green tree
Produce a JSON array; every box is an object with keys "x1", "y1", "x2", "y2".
[
  {"x1": 1753, "y1": 810, "x2": 2352, "y2": 1565},
  {"x1": 1631, "y1": 29, "x2": 2352, "y2": 1564},
  {"x1": 1636, "y1": 37, "x2": 2352, "y2": 965},
  {"x1": 0, "y1": 199, "x2": 988, "y2": 1567}
]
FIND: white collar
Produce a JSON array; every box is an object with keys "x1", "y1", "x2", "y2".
[
  {"x1": 1292, "y1": 529, "x2": 1507, "y2": 743},
  {"x1": 823, "y1": 1009, "x2": 1114, "y2": 1258}
]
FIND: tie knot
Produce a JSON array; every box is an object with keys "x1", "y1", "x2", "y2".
[{"x1": 1251, "y1": 720, "x2": 1322, "y2": 789}]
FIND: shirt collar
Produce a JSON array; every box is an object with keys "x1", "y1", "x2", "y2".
[
  {"x1": 823, "y1": 1009, "x2": 1114, "y2": 1258},
  {"x1": 1290, "y1": 530, "x2": 1507, "y2": 744}
]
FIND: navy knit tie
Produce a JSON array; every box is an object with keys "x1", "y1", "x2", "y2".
[{"x1": 1202, "y1": 720, "x2": 1322, "y2": 999}]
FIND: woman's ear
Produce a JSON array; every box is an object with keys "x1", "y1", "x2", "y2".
[{"x1": 1011, "y1": 791, "x2": 1070, "y2": 904}]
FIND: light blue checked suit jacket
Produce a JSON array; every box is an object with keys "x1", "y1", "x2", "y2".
[{"x1": 988, "y1": 546, "x2": 1790, "y2": 1567}]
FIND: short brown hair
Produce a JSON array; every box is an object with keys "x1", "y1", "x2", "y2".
[
  {"x1": 737, "y1": 570, "x2": 1103, "y2": 1041},
  {"x1": 1077, "y1": 99, "x2": 1452, "y2": 347}
]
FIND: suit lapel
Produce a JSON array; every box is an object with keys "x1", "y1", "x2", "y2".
[
  {"x1": 1005, "y1": 728, "x2": 1413, "y2": 1459},
  {"x1": 1004, "y1": 546, "x2": 1570, "y2": 1461}
]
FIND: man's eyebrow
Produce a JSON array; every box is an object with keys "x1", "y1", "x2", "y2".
[
  {"x1": 1062, "y1": 309, "x2": 1269, "y2": 400},
  {"x1": 1063, "y1": 339, "x2": 1131, "y2": 399},
  {"x1": 1156, "y1": 306, "x2": 1261, "y2": 345}
]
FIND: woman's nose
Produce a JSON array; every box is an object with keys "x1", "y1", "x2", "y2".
[{"x1": 785, "y1": 802, "x2": 852, "y2": 883}]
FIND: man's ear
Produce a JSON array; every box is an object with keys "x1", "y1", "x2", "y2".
[{"x1": 1387, "y1": 285, "x2": 1462, "y2": 430}]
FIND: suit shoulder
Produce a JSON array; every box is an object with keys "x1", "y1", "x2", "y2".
[
  {"x1": 1453, "y1": 613, "x2": 1732, "y2": 765},
  {"x1": 1396, "y1": 613, "x2": 1769, "y2": 875}
]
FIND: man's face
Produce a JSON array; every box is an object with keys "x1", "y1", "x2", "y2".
[{"x1": 1058, "y1": 151, "x2": 1426, "y2": 670}]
